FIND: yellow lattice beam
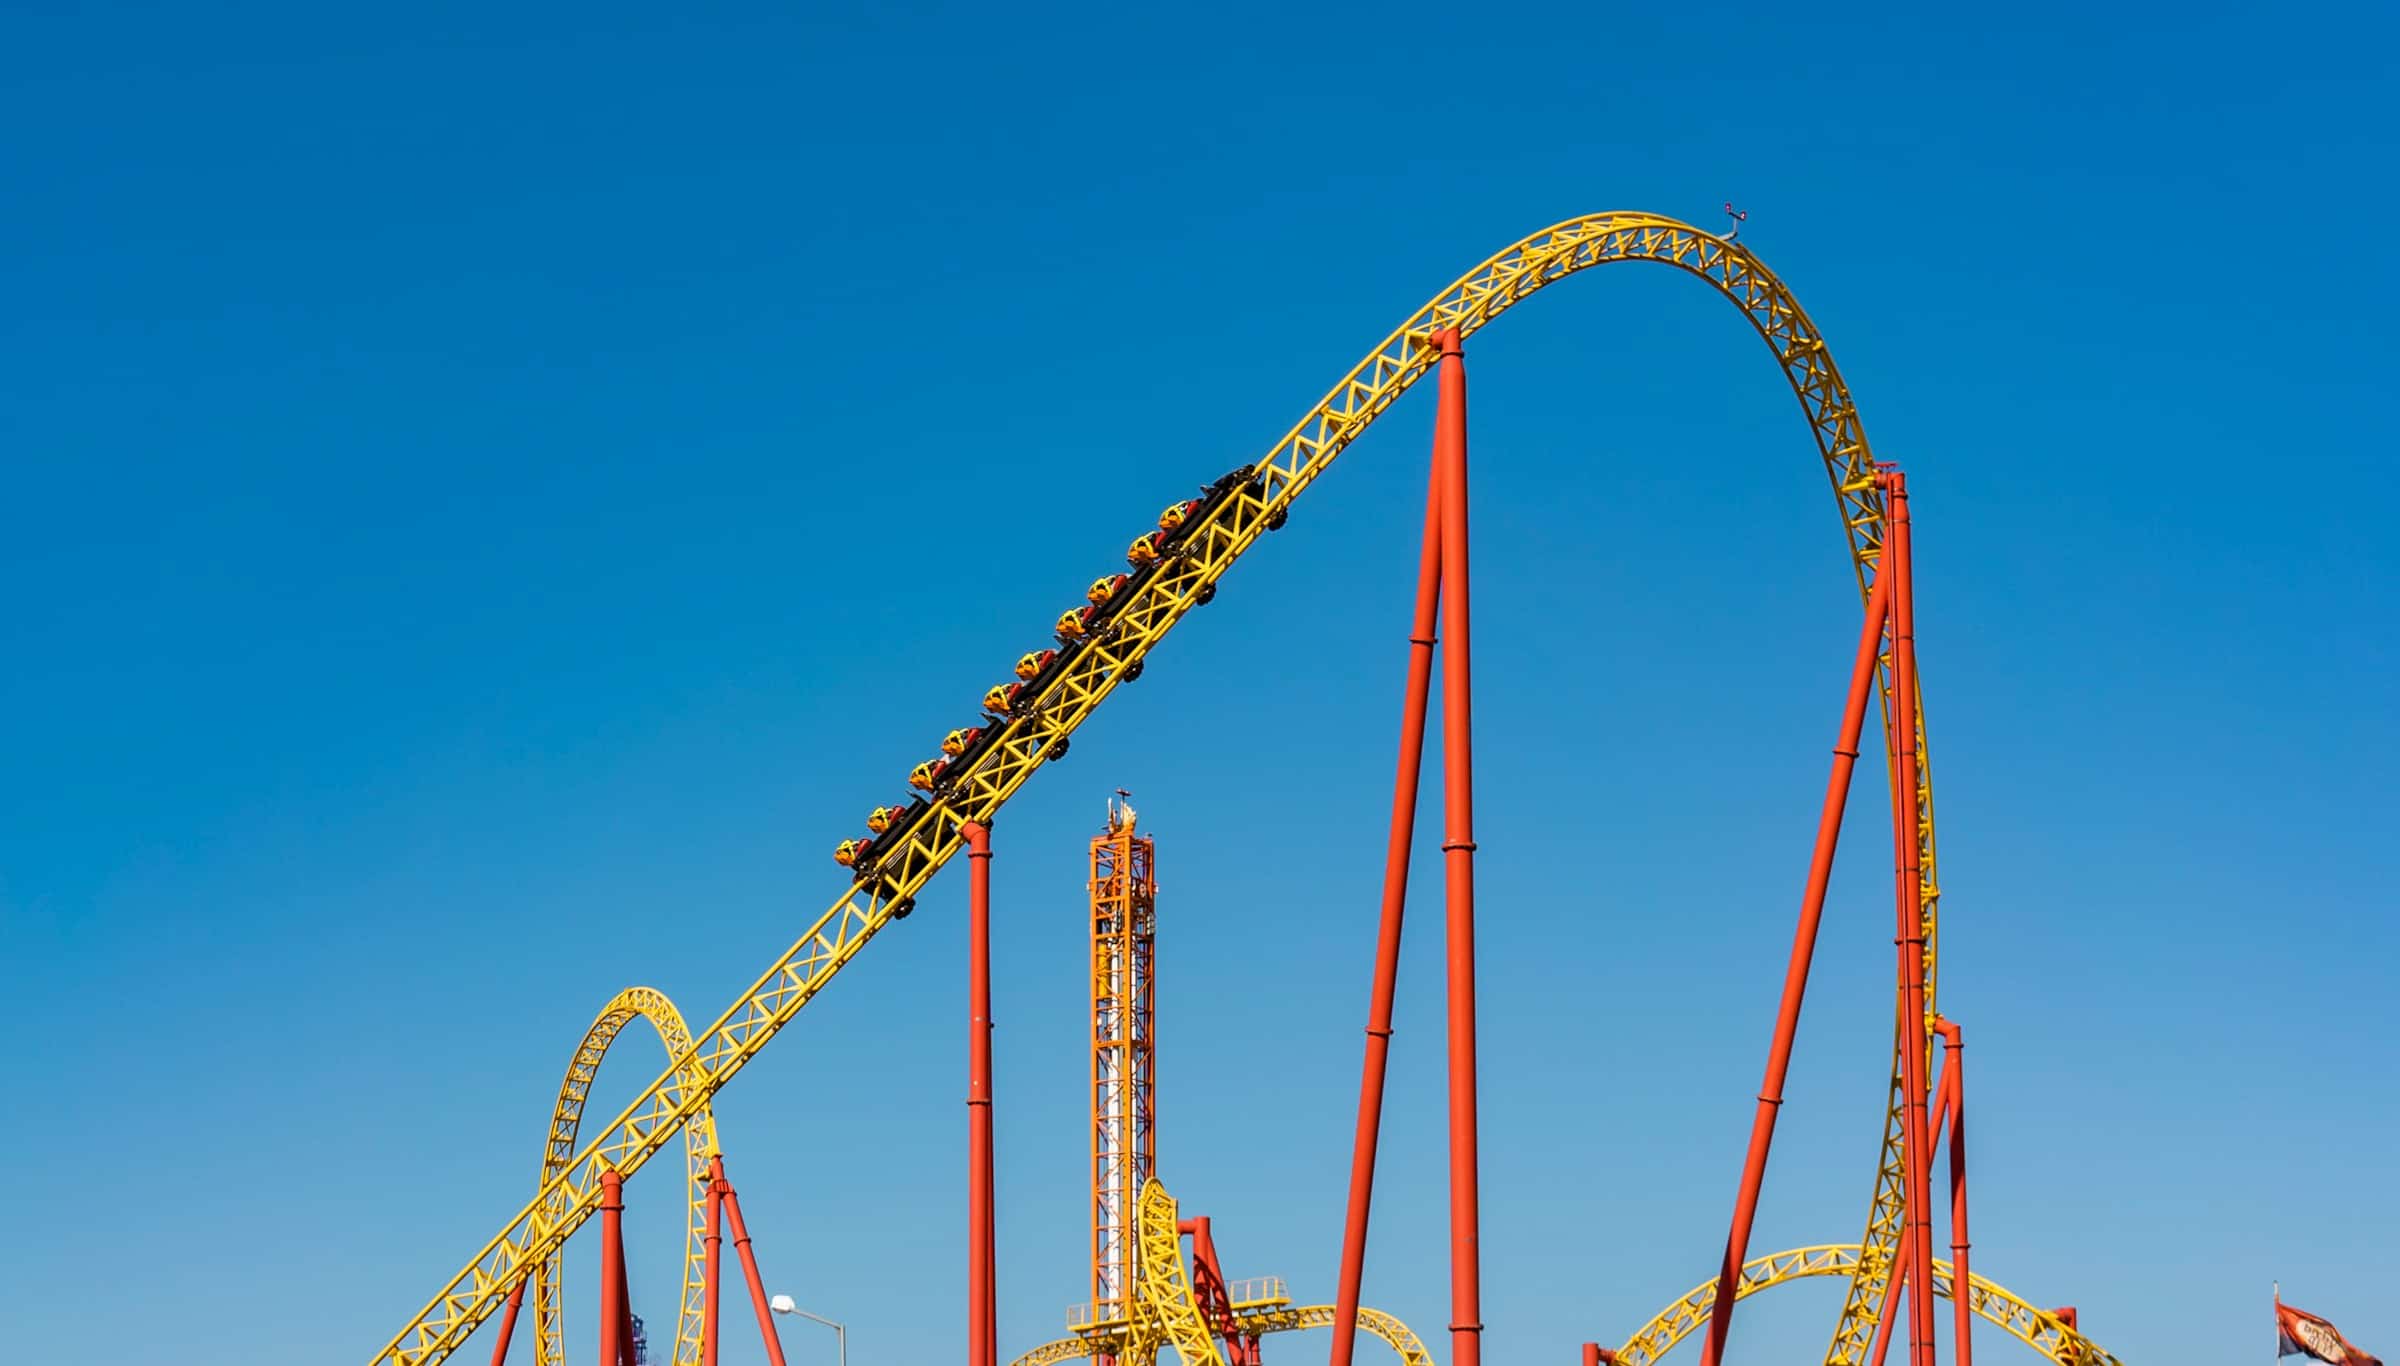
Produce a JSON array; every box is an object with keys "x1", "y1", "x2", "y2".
[
  {"x1": 531, "y1": 988, "x2": 720, "y2": 1366},
  {"x1": 1614, "y1": 1245, "x2": 2120, "y2": 1366},
  {"x1": 1012, "y1": 1301, "x2": 1434, "y2": 1366}
]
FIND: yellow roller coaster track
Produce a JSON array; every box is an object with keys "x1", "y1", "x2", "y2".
[
  {"x1": 1007, "y1": 1303, "x2": 1436, "y2": 1366},
  {"x1": 534, "y1": 989, "x2": 721, "y2": 1366},
  {"x1": 1612, "y1": 1245, "x2": 2121, "y2": 1366},
  {"x1": 1014, "y1": 1179, "x2": 1435, "y2": 1366},
  {"x1": 369, "y1": 211, "x2": 1941, "y2": 1366},
  {"x1": 1132, "y1": 1180, "x2": 1235, "y2": 1366},
  {"x1": 1013, "y1": 1243, "x2": 2119, "y2": 1366}
]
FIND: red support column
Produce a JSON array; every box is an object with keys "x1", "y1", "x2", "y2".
[
  {"x1": 488, "y1": 1277, "x2": 527, "y2": 1366},
  {"x1": 1431, "y1": 327, "x2": 1484, "y2": 1366},
  {"x1": 1698, "y1": 572, "x2": 1894, "y2": 1366},
  {"x1": 966, "y1": 820, "x2": 998, "y2": 1366},
  {"x1": 597, "y1": 1171, "x2": 627, "y2": 1366},
  {"x1": 1583, "y1": 1344, "x2": 1602, "y2": 1366},
  {"x1": 1866, "y1": 1067, "x2": 1954, "y2": 1366},
  {"x1": 2052, "y1": 1308, "x2": 2078, "y2": 1332},
  {"x1": 1328, "y1": 430, "x2": 1446, "y2": 1366},
  {"x1": 1867, "y1": 1272, "x2": 1901, "y2": 1366},
  {"x1": 722, "y1": 1179, "x2": 791, "y2": 1366},
  {"x1": 703, "y1": 1160, "x2": 726, "y2": 1366},
  {"x1": 1884, "y1": 470, "x2": 1938, "y2": 1366},
  {"x1": 613, "y1": 1233, "x2": 636, "y2": 1366},
  {"x1": 1937, "y1": 1020, "x2": 1973, "y2": 1366}
]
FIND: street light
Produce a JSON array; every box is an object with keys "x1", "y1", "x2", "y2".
[{"x1": 767, "y1": 1295, "x2": 846, "y2": 1366}]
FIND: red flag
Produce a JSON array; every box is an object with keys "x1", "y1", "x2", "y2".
[{"x1": 2280, "y1": 1300, "x2": 2383, "y2": 1366}]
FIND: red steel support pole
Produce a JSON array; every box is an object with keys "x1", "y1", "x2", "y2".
[
  {"x1": 1431, "y1": 327, "x2": 1484, "y2": 1366},
  {"x1": 597, "y1": 1171, "x2": 627, "y2": 1366},
  {"x1": 1937, "y1": 1020, "x2": 1973, "y2": 1366},
  {"x1": 1697, "y1": 571, "x2": 1894, "y2": 1366},
  {"x1": 722, "y1": 1181, "x2": 792, "y2": 1366},
  {"x1": 1584, "y1": 1345, "x2": 1602, "y2": 1366},
  {"x1": 966, "y1": 820, "x2": 998, "y2": 1366},
  {"x1": 1327, "y1": 420, "x2": 1447, "y2": 1366},
  {"x1": 1866, "y1": 1067, "x2": 1954, "y2": 1366},
  {"x1": 703, "y1": 1160, "x2": 726, "y2": 1366},
  {"x1": 1886, "y1": 470, "x2": 1938, "y2": 1366},
  {"x1": 613, "y1": 1233, "x2": 636, "y2": 1366},
  {"x1": 488, "y1": 1277, "x2": 527, "y2": 1366},
  {"x1": 1866, "y1": 1264, "x2": 1903, "y2": 1366}
]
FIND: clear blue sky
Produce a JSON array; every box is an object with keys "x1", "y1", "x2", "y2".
[{"x1": 3, "y1": 4, "x2": 2393, "y2": 1364}]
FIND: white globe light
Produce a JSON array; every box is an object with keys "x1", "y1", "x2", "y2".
[{"x1": 769, "y1": 1294, "x2": 797, "y2": 1315}]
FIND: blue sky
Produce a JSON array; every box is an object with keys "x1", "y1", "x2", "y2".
[{"x1": 3, "y1": 3, "x2": 2394, "y2": 1365}]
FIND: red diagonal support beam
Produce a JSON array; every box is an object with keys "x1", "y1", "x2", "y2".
[
  {"x1": 1328, "y1": 391, "x2": 1446, "y2": 1366},
  {"x1": 720, "y1": 1170, "x2": 790, "y2": 1366},
  {"x1": 1698, "y1": 570, "x2": 1894, "y2": 1366},
  {"x1": 487, "y1": 1277, "x2": 527, "y2": 1366}
]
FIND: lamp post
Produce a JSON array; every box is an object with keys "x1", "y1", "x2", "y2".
[{"x1": 767, "y1": 1296, "x2": 846, "y2": 1366}]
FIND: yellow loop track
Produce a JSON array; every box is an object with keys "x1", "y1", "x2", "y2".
[
  {"x1": 533, "y1": 989, "x2": 720, "y2": 1366},
  {"x1": 371, "y1": 212, "x2": 1944, "y2": 1366}
]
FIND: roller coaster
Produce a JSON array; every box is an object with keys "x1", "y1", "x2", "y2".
[{"x1": 364, "y1": 211, "x2": 2129, "y2": 1366}]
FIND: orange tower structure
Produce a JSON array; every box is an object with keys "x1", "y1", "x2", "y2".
[{"x1": 1087, "y1": 792, "x2": 1157, "y2": 1355}]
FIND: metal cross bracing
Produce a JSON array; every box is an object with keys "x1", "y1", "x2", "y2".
[{"x1": 370, "y1": 211, "x2": 1960, "y2": 1366}]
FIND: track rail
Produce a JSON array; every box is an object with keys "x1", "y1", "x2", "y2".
[
  {"x1": 1613, "y1": 1245, "x2": 2121, "y2": 1366},
  {"x1": 532, "y1": 989, "x2": 719, "y2": 1366},
  {"x1": 1007, "y1": 1304, "x2": 1436, "y2": 1366},
  {"x1": 368, "y1": 211, "x2": 1939, "y2": 1366}
]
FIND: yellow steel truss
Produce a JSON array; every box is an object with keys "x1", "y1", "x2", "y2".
[
  {"x1": 1010, "y1": 1303, "x2": 1435, "y2": 1366},
  {"x1": 1024, "y1": 1178, "x2": 1430, "y2": 1366},
  {"x1": 369, "y1": 212, "x2": 1941, "y2": 1366},
  {"x1": 533, "y1": 988, "x2": 721, "y2": 1366},
  {"x1": 1015, "y1": 1242, "x2": 2116, "y2": 1366},
  {"x1": 1126, "y1": 1180, "x2": 1224, "y2": 1366},
  {"x1": 1612, "y1": 1245, "x2": 2120, "y2": 1366}
]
